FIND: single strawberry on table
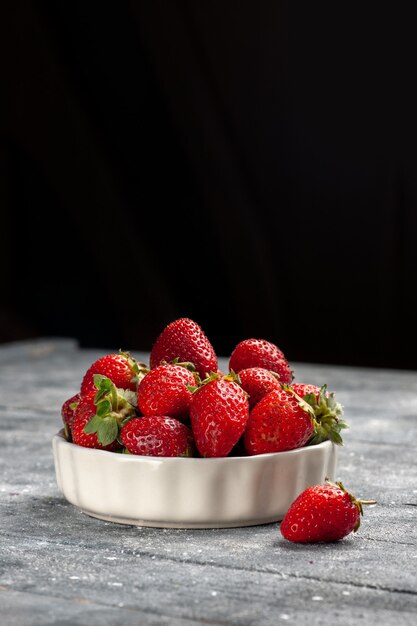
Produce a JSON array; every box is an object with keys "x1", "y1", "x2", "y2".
[
  {"x1": 150, "y1": 318, "x2": 218, "y2": 379},
  {"x1": 280, "y1": 480, "x2": 376, "y2": 543},
  {"x1": 80, "y1": 351, "x2": 148, "y2": 396},
  {"x1": 137, "y1": 362, "x2": 198, "y2": 422},
  {"x1": 120, "y1": 416, "x2": 194, "y2": 457},
  {"x1": 190, "y1": 373, "x2": 249, "y2": 457},
  {"x1": 237, "y1": 367, "x2": 281, "y2": 409},
  {"x1": 72, "y1": 375, "x2": 137, "y2": 449},
  {"x1": 229, "y1": 338, "x2": 293, "y2": 384}
]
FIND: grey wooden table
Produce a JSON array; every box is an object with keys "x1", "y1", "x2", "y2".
[{"x1": 1, "y1": 338, "x2": 416, "y2": 625}]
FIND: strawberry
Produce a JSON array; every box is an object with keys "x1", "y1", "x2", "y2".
[
  {"x1": 229, "y1": 338, "x2": 293, "y2": 383},
  {"x1": 280, "y1": 480, "x2": 376, "y2": 543},
  {"x1": 137, "y1": 363, "x2": 197, "y2": 422},
  {"x1": 237, "y1": 367, "x2": 281, "y2": 409},
  {"x1": 150, "y1": 318, "x2": 218, "y2": 378},
  {"x1": 120, "y1": 416, "x2": 194, "y2": 457},
  {"x1": 288, "y1": 383, "x2": 347, "y2": 445},
  {"x1": 61, "y1": 393, "x2": 81, "y2": 432},
  {"x1": 244, "y1": 387, "x2": 314, "y2": 455},
  {"x1": 71, "y1": 395, "x2": 120, "y2": 451},
  {"x1": 72, "y1": 375, "x2": 137, "y2": 448},
  {"x1": 190, "y1": 374, "x2": 249, "y2": 457},
  {"x1": 291, "y1": 383, "x2": 322, "y2": 399},
  {"x1": 80, "y1": 351, "x2": 148, "y2": 396}
]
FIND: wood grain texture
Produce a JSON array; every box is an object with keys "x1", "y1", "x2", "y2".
[{"x1": 0, "y1": 339, "x2": 416, "y2": 625}]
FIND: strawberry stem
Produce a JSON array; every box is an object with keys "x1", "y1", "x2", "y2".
[
  {"x1": 223, "y1": 370, "x2": 241, "y2": 384},
  {"x1": 331, "y1": 480, "x2": 377, "y2": 529}
]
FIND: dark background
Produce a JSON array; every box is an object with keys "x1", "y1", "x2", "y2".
[{"x1": 2, "y1": 2, "x2": 417, "y2": 369}]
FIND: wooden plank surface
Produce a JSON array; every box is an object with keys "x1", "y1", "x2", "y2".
[{"x1": 0, "y1": 339, "x2": 416, "y2": 625}]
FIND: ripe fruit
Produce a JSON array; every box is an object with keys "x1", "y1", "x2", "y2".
[
  {"x1": 61, "y1": 324, "x2": 351, "y2": 461},
  {"x1": 150, "y1": 318, "x2": 218, "y2": 378},
  {"x1": 120, "y1": 416, "x2": 194, "y2": 457},
  {"x1": 71, "y1": 394, "x2": 120, "y2": 451},
  {"x1": 61, "y1": 393, "x2": 81, "y2": 431},
  {"x1": 280, "y1": 481, "x2": 376, "y2": 542},
  {"x1": 244, "y1": 387, "x2": 314, "y2": 455},
  {"x1": 291, "y1": 383, "x2": 322, "y2": 399},
  {"x1": 229, "y1": 339, "x2": 293, "y2": 384},
  {"x1": 237, "y1": 367, "x2": 281, "y2": 409},
  {"x1": 137, "y1": 363, "x2": 197, "y2": 421},
  {"x1": 72, "y1": 375, "x2": 137, "y2": 448},
  {"x1": 81, "y1": 351, "x2": 148, "y2": 396},
  {"x1": 289, "y1": 383, "x2": 347, "y2": 445},
  {"x1": 190, "y1": 374, "x2": 249, "y2": 457}
]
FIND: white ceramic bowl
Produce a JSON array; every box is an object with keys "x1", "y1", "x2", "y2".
[{"x1": 52, "y1": 431, "x2": 337, "y2": 528}]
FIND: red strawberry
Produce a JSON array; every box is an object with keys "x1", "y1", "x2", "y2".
[
  {"x1": 61, "y1": 393, "x2": 81, "y2": 431},
  {"x1": 72, "y1": 375, "x2": 137, "y2": 449},
  {"x1": 120, "y1": 416, "x2": 194, "y2": 457},
  {"x1": 289, "y1": 383, "x2": 347, "y2": 446},
  {"x1": 238, "y1": 367, "x2": 281, "y2": 409},
  {"x1": 137, "y1": 363, "x2": 197, "y2": 421},
  {"x1": 280, "y1": 481, "x2": 376, "y2": 543},
  {"x1": 244, "y1": 387, "x2": 314, "y2": 455},
  {"x1": 229, "y1": 338, "x2": 293, "y2": 383},
  {"x1": 190, "y1": 374, "x2": 249, "y2": 457},
  {"x1": 81, "y1": 351, "x2": 148, "y2": 396},
  {"x1": 291, "y1": 383, "x2": 322, "y2": 399},
  {"x1": 71, "y1": 395, "x2": 120, "y2": 451},
  {"x1": 150, "y1": 318, "x2": 218, "y2": 378}
]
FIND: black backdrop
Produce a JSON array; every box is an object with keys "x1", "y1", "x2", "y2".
[{"x1": 3, "y1": 2, "x2": 417, "y2": 369}]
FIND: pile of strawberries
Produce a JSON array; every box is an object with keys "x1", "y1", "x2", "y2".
[
  {"x1": 61, "y1": 317, "x2": 347, "y2": 459},
  {"x1": 60, "y1": 317, "x2": 377, "y2": 542}
]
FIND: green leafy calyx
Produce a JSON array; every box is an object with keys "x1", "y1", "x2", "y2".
[
  {"x1": 83, "y1": 375, "x2": 136, "y2": 446},
  {"x1": 187, "y1": 371, "x2": 219, "y2": 394},
  {"x1": 284, "y1": 384, "x2": 348, "y2": 446},
  {"x1": 119, "y1": 349, "x2": 149, "y2": 386}
]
